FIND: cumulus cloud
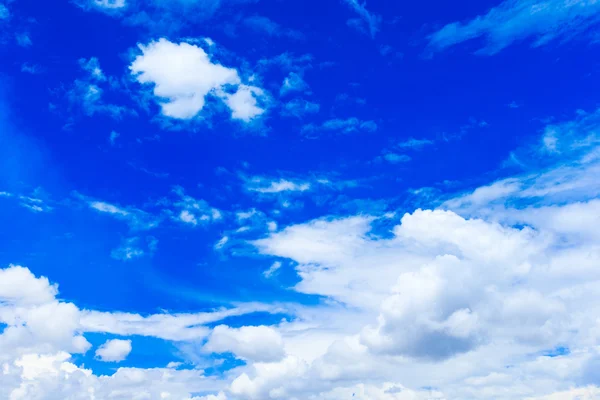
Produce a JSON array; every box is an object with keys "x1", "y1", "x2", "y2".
[
  {"x1": 95, "y1": 339, "x2": 132, "y2": 362},
  {"x1": 428, "y1": 0, "x2": 600, "y2": 55},
  {"x1": 130, "y1": 38, "x2": 265, "y2": 121},
  {"x1": 203, "y1": 325, "x2": 286, "y2": 362}
]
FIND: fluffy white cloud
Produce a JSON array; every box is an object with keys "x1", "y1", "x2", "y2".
[
  {"x1": 95, "y1": 339, "x2": 132, "y2": 362},
  {"x1": 130, "y1": 39, "x2": 265, "y2": 121},
  {"x1": 0, "y1": 265, "x2": 58, "y2": 305},
  {"x1": 204, "y1": 325, "x2": 286, "y2": 362}
]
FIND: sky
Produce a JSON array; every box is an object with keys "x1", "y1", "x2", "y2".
[{"x1": 1, "y1": 0, "x2": 600, "y2": 399}]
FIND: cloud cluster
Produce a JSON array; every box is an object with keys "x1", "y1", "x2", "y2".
[{"x1": 130, "y1": 39, "x2": 265, "y2": 122}]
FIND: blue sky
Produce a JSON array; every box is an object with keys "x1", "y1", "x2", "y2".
[{"x1": 2, "y1": 0, "x2": 600, "y2": 398}]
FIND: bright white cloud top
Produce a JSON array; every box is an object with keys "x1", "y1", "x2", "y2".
[{"x1": 130, "y1": 39, "x2": 265, "y2": 121}]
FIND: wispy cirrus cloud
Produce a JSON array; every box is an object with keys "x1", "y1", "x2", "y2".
[
  {"x1": 342, "y1": 0, "x2": 381, "y2": 38},
  {"x1": 243, "y1": 15, "x2": 304, "y2": 40},
  {"x1": 302, "y1": 117, "x2": 377, "y2": 137},
  {"x1": 428, "y1": 0, "x2": 600, "y2": 55}
]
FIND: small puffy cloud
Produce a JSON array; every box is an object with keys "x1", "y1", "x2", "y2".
[
  {"x1": 171, "y1": 186, "x2": 222, "y2": 226},
  {"x1": 222, "y1": 85, "x2": 265, "y2": 122},
  {"x1": 204, "y1": 325, "x2": 286, "y2": 362},
  {"x1": 280, "y1": 72, "x2": 308, "y2": 97},
  {"x1": 95, "y1": 339, "x2": 132, "y2": 362},
  {"x1": 130, "y1": 39, "x2": 265, "y2": 121},
  {"x1": 16, "y1": 33, "x2": 32, "y2": 47},
  {"x1": 109, "y1": 130, "x2": 119, "y2": 145}
]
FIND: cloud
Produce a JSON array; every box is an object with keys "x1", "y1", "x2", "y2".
[
  {"x1": 0, "y1": 191, "x2": 53, "y2": 213},
  {"x1": 92, "y1": 0, "x2": 126, "y2": 9},
  {"x1": 0, "y1": 265, "x2": 58, "y2": 305},
  {"x1": 380, "y1": 152, "x2": 411, "y2": 164},
  {"x1": 280, "y1": 72, "x2": 309, "y2": 97},
  {"x1": 342, "y1": 0, "x2": 381, "y2": 38},
  {"x1": 246, "y1": 177, "x2": 311, "y2": 194},
  {"x1": 263, "y1": 261, "x2": 282, "y2": 278},
  {"x1": 109, "y1": 130, "x2": 119, "y2": 145},
  {"x1": 111, "y1": 236, "x2": 157, "y2": 261},
  {"x1": 222, "y1": 84, "x2": 266, "y2": 122},
  {"x1": 397, "y1": 137, "x2": 435, "y2": 150},
  {"x1": 130, "y1": 38, "x2": 265, "y2": 121},
  {"x1": 243, "y1": 15, "x2": 304, "y2": 39},
  {"x1": 21, "y1": 63, "x2": 41, "y2": 74},
  {"x1": 87, "y1": 199, "x2": 159, "y2": 230},
  {"x1": 302, "y1": 117, "x2": 377, "y2": 136},
  {"x1": 0, "y1": 4, "x2": 9, "y2": 20},
  {"x1": 204, "y1": 325, "x2": 286, "y2": 362},
  {"x1": 281, "y1": 98, "x2": 320, "y2": 118},
  {"x1": 95, "y1": 339, "x2": 132, "y2": 362},
  {"x1": 16, "y1": 33, "x2": 32, "y2": 47},
  {"x1": 76, "y1": 0, "x2": 255, "y2": 34},
  {"x1": 428, "y1": 0, "x2": 600, "y2": 55},
  {"x1": 67, "y1": 57, "x2": 131, "y2": 120},
  {"x1": 171, "y1": 186, "x2": 222, "y2": 226},
  {"x1": 78, "y1": 57, "x2": 106, "y2": 81}
]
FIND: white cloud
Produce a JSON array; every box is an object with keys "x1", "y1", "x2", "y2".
[
  {"x1": 111, "y1": 237, "x2": 156, "y2": 261},
  {"x1": 247, "y1": 178, "x2": 311, "y2": 194},
  {"x1": 79, "y1": 57, "x2": 106, "y2": 81},
  {"x1": 342, "y1": 0, "x2": 380, "y2": 38},
  {"x1": 279, "y1": 72, "x2": 308, "y2": 96},
  {"x1": 303, "y1": 117, "x2": 378, "y2": 136},
  {"x1": 263, "y1": 261, "x2": 282, "y2": 278},
  {"x1": 95, "y1": 339, "x2": 132, "y2": 362},
  {"x1": 397, "y1": 137, "x2": 435, "y2": 149},
  {"x1": 96, "y1": 0, "x2": 125, "y2": 8},
  {"x1": 130, "y1": 39, "x2": 265, "y2": 121},
  {"x1": 428, "y1": 0, "x2": 600, "y2": 55},
  {"x1": 88, "y1": 199, "x2": 159, "y2": 230},
  {"x1": 171, "y1": 186, "x2": 222, "y2": 226},
  {"x1": 204, "y1": 325, "x2": 286, "y2": 362},
  {"x1": 222, "y1": 84, "x2": 265, "y2": 121},
  {"x1": 0, "y1": 265, "x2": 57, "y2": 306}
]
